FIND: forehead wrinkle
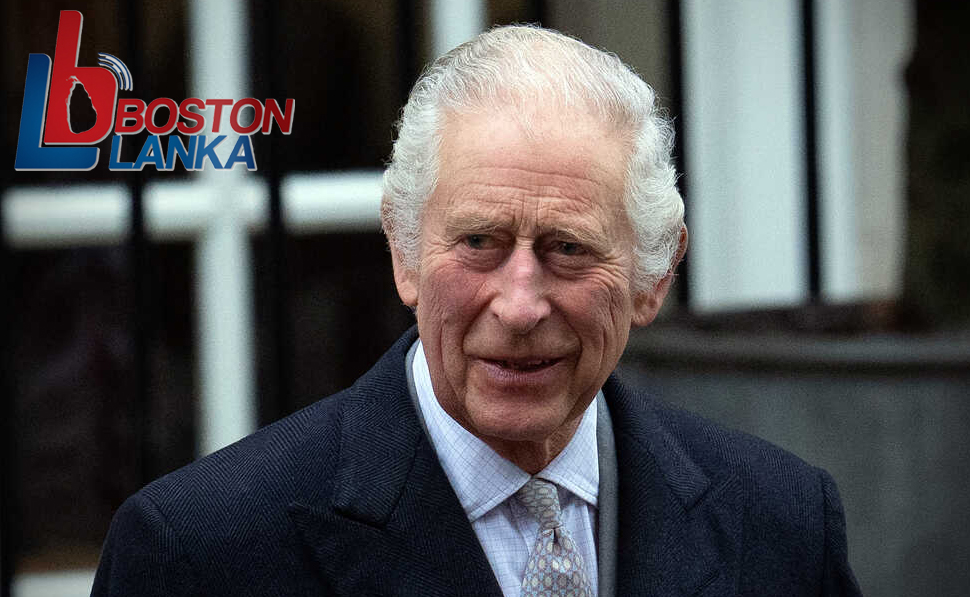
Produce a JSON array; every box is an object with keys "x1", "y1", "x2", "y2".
[
  {"x1": 535, "y1": 192, "x2": 628, "y2": 241},
  {"x1": 446, "y1": 176, "x2": 616, "y2": 225},
  {"x1": 455, "y1": 164, "x2": 615, "y2": 197}
]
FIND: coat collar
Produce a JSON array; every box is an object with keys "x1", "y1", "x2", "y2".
[
  {"x1": 605, "y1": 375, "x2": 743, "y2": 596},
  {"x1": 287, "y1": 328, "x2": 503, "y2": 596},
  {"x1": 287, "y1": 329, "x2": 741, "y2": 596}
]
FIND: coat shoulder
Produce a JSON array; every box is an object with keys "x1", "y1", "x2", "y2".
[
  {"x1": 93, "y1": 390, "x2": 349, "y2": 597},
  {"x1": 142, "y1": 387, "x2": 346, "y2": 513},
  {"x1": 605, "y1": 374, "x2": 832, "y2": 525},
  {"x1": 652, "y1": 396, "x2": 823, "y2": 487},
  {"x1": 605, "y1": 375, "x2": 861, "y2": 595},
  {"x1": 93, "y1": 330, "x2": 421, "y2": 596},
  {"x1": 139, "y1": 327, "x2": 420, "y2": 520}
]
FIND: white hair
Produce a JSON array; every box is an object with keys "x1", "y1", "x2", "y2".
[{"x1": 381, "y1": 25, "x2": 684, "y2": 291}]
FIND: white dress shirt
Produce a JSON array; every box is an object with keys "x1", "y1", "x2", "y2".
[{"x1": 411, "y1": 340, "x2": 600, "y2": 597}]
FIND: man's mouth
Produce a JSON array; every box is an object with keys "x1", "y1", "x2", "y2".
[{"x1": 487, "y1": 358, "x2": 560, "y2": 372}]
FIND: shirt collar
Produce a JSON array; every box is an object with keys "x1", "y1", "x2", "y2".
[{"x1": 411, "y1": 339, "x2": 599, "y2": 521}]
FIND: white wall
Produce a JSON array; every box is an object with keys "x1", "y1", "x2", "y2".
[
  {"x1": 683, "y1": 0, "x2": 913, "y2": 310},
  {"x1": 683, "y1": 0, "x2": 808, "y2": 310}
]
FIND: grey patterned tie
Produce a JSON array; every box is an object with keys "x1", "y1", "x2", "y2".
[{"x1": 515, "y1": 477, "x2": 593, "y2": 597}]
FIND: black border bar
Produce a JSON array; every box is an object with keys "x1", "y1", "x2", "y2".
[{"x1": 802, "y1": 0, "x2": 822, "y2": 301}]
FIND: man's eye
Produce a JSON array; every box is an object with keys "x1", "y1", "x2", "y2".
[
  {"x1": 464, "y1": 234, "x2": 491, "y2": 249},
  {"x1": 557, "y1": 241, "x2": 586, "y2": 256}
]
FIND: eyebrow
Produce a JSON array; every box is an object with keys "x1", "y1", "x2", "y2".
[
  {"x1": 443, "y1": 209, "x2": 613, "y2": 254},
  {"x1": 443, "y1": 211, "x2": 509, "y2": 238},
  {"x1": 542, "y1": 224, "x2": 606, "y2": 247}
]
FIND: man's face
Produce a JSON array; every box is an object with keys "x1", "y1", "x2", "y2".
[{"x1": 392, "y1": 107, "x2": 669, "y2": 454}]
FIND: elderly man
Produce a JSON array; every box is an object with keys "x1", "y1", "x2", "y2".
[{"x1": 92, "y1": 26, "x2": 861, "y2": 597}]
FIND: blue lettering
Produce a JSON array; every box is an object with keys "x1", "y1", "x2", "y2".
[
  {"x1": 164, "y1": 135, "x2": 197, "y2": 171},
  {"x1": 108, "y1": 135, "x2": 133, "y2": 170},
  {"x1": 193, "y1": 135, "x2": 225, "y2": 170},
  {"x1": 224, "y1": 136, "x2": 257, "y2": 171},
  {"x1": 133, "y1": 135, "x2": 165, "y2": 170},
  {"x1": 14, "y1": 54, "x2": 99, "y2": 170}
]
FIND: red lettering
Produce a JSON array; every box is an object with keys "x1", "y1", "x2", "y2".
[
  {"x1": 114, "y1": 98, "x2": 146, "y2": 134},
  {"x1": 261, "y1": 99, "x2": 295, "y2": 134},
  {"x1": 145, "y1": 98, "x2": 179, "y2": 135},
  {"x1": 230, "y1": 99, "x2": 263, "y2": 135},
  {"x1": 205, "y1": 99, "x2": 233, "y2": 133},
  {"x1": 44, "y1": 11, "x2": 118, "y2": 144},
  {"x1": 178, "y1": 98, "x2": 205, "y2": 134}
]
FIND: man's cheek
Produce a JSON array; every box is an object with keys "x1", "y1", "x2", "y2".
[
  {"x1": 565, "y1": 283, "x2": 622, "y2": 324},
  {"x1": 436, "y1": 269, "x2": 488, "y2": 306}
]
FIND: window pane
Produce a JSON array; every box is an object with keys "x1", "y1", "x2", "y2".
[
  {"x1": 254, "y1": 232, "x2": 412, "y2": 421},
  {"x1": 9, "y1": 243, "x2": 196, "y2": 572}
]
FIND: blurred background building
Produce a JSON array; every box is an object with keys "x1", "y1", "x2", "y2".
[{"x1": 1, "y1": 0, "x2": 967, "y2": 596}]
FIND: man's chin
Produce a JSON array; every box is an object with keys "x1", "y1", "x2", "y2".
[{"x1": 465, "y1": 403, "x2": 576, "y2": 446}]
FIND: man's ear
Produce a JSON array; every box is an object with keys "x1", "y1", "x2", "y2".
[
  {"x1": 389, "y1": 240, "x2": 419, "y2": 307},
  {"x1": 632, "y1": 225, "x2": 688, "y2": 327}
]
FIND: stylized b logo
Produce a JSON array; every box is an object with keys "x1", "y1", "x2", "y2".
[
  {"x1": 44, "y1": 11, "x2": 118, "y2": 145},
  {"x1": 15, "y1": 10, "x2": 122, "y2": 170}
]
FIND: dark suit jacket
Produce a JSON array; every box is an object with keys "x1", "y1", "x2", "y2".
[{"x1": 92, "y1": 328, "x2": 861, "y2": 596}]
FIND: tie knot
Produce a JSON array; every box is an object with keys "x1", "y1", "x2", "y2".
[{"x1": 515, "y1": 477, "x2": 562, "y2": 530}]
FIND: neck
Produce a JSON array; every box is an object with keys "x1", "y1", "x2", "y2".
[{"x1": 483, "y1": 418, "x2": 582, "y2": 474}]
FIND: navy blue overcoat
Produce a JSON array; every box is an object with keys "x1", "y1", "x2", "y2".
[{"x1": 92, "y1": 328, "x2": 861, "y2": 596}]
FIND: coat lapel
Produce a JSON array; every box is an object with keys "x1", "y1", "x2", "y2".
[
  {"x1": 287, "y1": 330, "x2": 502, "y2": 597},
  {"x1": 606, "y1": 376, "x2": 743, "y2": 597},
  {"x1": 284, "y1": 330, "x2": 743, "y2": 596}
]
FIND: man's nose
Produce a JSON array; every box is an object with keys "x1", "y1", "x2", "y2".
[{"x1": 489, "y1": 245, "x2": 551, "y2": 334}]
